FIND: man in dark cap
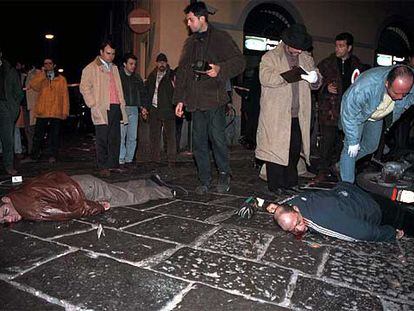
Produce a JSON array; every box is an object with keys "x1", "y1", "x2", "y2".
[
  {"x1": 174, "y1": 2, "x2": 245, "y2": 195},
  {"x1": 0, "y1": 48, "x2": 24, "y2": 175},
  {"x1": 146, "y1": 52, "x2": 176, "y2": 165},
  {"x1": 256, "y1": 24, "x2": 322, "y2": 195}
]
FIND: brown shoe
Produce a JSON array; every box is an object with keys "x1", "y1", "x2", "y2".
[{"x1": 98, "y1": 169, "x2": 111, "y2": 178}]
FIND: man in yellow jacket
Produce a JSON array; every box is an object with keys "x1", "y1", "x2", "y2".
[{"x1": 29, "y1": 58, "x2": 69, "y2": 163}]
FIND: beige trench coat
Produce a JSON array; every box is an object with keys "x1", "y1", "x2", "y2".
[
  {"x1": 255, "y1": 42, "x2": 321, "y2": 166},
  {"x1": 80, "y1": 57, "x2": 128, "y2": 125}
]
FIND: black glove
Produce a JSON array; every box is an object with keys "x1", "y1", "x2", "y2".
[{"x1": 235, "y1": 197, "x2": 258, "y2": 219}]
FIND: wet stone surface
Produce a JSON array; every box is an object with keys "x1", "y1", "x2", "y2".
[
  {"x1": 11, "y1": 220, "x2": 93, "y2": 239},
  {"x1": 55, "y1": 228, "x2": 176, "y2": 262},
  {"x1": 0, "y1": 280, "x2": 64, "y2": 310},
  {"x1": 147, "y1": 201, "x2": 234, "y2": 221},
  {"x1": 172, "y1": 283, "x2": 288, "y2": 310},
  {"x1": 14, "y1": 251, "x2": 188, "y2": 311},
  {"x1": 324, "y1": 248, "x2": 414, "y2": 302},
  {"x1": 80, "y1": 206, "x2": 159, "y2": 228},
  {"x1": 0, "y1": 230, "x2": 69, "y2": 276},
  {"x1": 262, "y1": 235, "x2": 327, "y2": 275},
  {"x1": 200, "y1": 227, "x2": 274, "y2": 260},
  {"x1": 125, "y1": 215, "x2": 216, "y2": 244},
  {"x1": 291, "y1": 276, "x2": 383, "y2": 310},
  {"x1": 222, "y1": 212, "x2": 281, "y2": 233},
  {"x1": 155, "y1": 247, "x2": 292, "y2": 303}
]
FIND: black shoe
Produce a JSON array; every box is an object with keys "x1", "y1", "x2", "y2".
[
  {"x1": 269, "y1": 188, "x2": 285, "y2": 196},
  {"x1": 195, "y1": 184, "x2": 210, "y2": 195},
  {"x1": 216, "y1": 172, "x2": 231, "y2": 193}
]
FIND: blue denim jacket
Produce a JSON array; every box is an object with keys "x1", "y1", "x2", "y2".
[{"x1": 340, "y1": 65, "x2": 414, "y2": 145}]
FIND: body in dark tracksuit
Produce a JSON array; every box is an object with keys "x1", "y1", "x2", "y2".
[{"x1": 286, "y1": 182, "x2": 412, "y2": 242}]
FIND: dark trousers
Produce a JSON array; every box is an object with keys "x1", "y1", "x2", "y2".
[
  {"x1": 95, "y1": 104, "x2": 121, "y2": 169},
  {"x1": 32, "y1": 117, "x2": 61, "y2": 159},
  {"x1": 0, "y1": 104, "x2": 18, "y2": 169},
  {"x1": 267, "y1": 118, "x2": 302, "y2": 190},
  {"x1": 149, "y1": 109, "x2": 176, "y2": 162},
  {"x1": 192, "y1": 105, "x2": 229, "y2": 185},
  {"x1": 319, "y1": 124, "x2": 343, "y2": 169},
  {"x1": 371, "y1": 193, "x2": 414, "y2": 237}
]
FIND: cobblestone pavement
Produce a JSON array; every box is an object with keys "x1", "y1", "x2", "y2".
[{"x1": 0, "y1": 136, "x2": 413, "y2": 310}]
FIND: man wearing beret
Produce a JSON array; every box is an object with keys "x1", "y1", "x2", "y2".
[{"x1": 256, "y1": 24, "x2": 322, "y2": 195}]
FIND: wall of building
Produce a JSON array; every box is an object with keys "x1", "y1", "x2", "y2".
[{"x1": 132, "y1": 0, "x2": 413, "y2": 146}]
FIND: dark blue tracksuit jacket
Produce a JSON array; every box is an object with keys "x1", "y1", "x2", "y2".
[{"x1": 286, "y1": 182, "x2": 396, "y2": 242}]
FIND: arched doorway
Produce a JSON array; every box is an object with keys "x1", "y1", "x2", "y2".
[
  {"x1": 239, "y1": 2, "x2": 296, "y2": 148},
  {"x1": 375, "y1": 23, "x2": 412, "y2": 66}
]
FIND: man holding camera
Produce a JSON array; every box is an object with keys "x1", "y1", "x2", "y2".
[{"x1": 174, "y1": 2, "x2": 245, "y2": 195}]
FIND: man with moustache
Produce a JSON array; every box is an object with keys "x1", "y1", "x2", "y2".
[{"x1": 146, "y1": 53, "x2": 176, "y2": 165}]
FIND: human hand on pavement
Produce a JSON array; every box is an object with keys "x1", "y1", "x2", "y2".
[
  {"x1": 175, "y1": 102, "x2": 184, "y2": 118},
  {"x1": 396, "y1": 229, "x2": 404, "y2": 240},
  {"x1": 300, "y1": 68, "x2": 318, "y2": 84},
  {"x1": 347, "y1": 144, "x2": 360, "y2": 157},
  {"x1": 206, "y1": 64, "x2": 220, "y2": 78},
  {"x1": 141, "y1": 107, "x2": 149, "y2": 120}
]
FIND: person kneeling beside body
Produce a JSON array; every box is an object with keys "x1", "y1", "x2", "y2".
[{"x1": 266, "y1": 182, "x2": 412, "y2": 242}]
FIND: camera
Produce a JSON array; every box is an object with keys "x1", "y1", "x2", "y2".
[{"x1": 192, "y1": 60, "x2": 211, "y2": 73}]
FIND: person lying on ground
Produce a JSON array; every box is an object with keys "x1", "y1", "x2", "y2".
[
  {"x1": 266, "y1": 182, "x2": 413, "y2": 242},
  {"x1": 0, "y1": 171, "x2": 173, "y2": 223}
]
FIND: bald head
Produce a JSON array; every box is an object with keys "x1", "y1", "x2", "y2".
[
  {"x1": 270, "y1": 203, "x2": 307, "y2": 235},
  {"x1": 386, "y1": 65, "x2": 414, "y2": 101}
]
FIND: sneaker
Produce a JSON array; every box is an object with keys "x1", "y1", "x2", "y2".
[
  {"x1": 195, "y1": 184, "x2": 210, "y2": 195},
  {"x1": 119, "y1": 159, "x2": 126, "y2": 165},
  {"x1": 216, "y1": 172, "x2": 231, "y2": 193}
]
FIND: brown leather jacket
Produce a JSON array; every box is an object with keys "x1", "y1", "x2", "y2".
[{"x1": 7, "y1": 171, "x2": 105, "y2": 221}]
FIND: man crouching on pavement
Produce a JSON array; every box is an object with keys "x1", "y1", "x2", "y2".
[{"x1": 266, "y1": 182, "x2": 411, "y2": 242}]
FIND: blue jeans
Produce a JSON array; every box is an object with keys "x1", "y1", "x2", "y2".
[
  {"x1": 340, "y1": 120, "x2": 383, "y2": 183},
  {"x1": 120, "y1": 106, "x2": 139, "y2": 163},
  {"x1": 192, "y1": 105, "x2": 230, "y2": 186}
]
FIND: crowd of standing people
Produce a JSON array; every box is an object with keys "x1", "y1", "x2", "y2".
[{"x1": 1, "y1": 1, "x2": 414, "y2": 201}]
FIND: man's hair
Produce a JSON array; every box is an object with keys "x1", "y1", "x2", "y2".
[
  {"x1": 123, "y1": 53, "x2": 137, "y2": 63},
  {"x1": 274, "y1": 203, "x2": 296, "y2": 216},
  {"x1": 386, "y1": 65, "x2": 414, "y2": 85},
  {"x1": 184, "y1": 1, "x2": 209, "y2": 21},
  {"x1": 335, "y1": 32, "x2": 354, "y2": 46},
  {"x1": 100, "y1": 40, "x2": 115, "y2": 51}
]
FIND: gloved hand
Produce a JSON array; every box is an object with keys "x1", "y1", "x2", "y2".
[
  {"x1": 397, "y1": 190, "x2": 414, "y2": 203},
  {"x1": 347, "y1": 144, "x2": 360, "y2": 157},
  {"x1": 234, "y1": 204, "x2": 255, "y2": 219},
  {"x1": 300, "y1": 69, "x2": 318, "y2": 83},
  {"x1": 235, "y1": 197, "x2": 258, "y2": 219}
]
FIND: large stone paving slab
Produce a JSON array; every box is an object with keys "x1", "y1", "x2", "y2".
[
  {"x1": 147, "y1": 201, "x2": 234, "y2": 221},
  {"x1": 80, "y1": 206, "x2": 159, "y2": 228},
  {"x1": 15, "y1": 251, "x2": 188, "y2": 311},
  {"x1": 0, "y1": 280, "x2": 64, "y2": 310},
  {"x1": 125, "y1": 215, "x2": 216, "y2": 244},
  {"x1": 324, "y1": 248, "x2": 414, "y2": 302},
  {"x1": 222, "y1": 212, "x2": 282, "y2": 234},
  {"x1": 55, "y1": 227, "x2": 176, "y2": 262},
  {"x1": 262, "y1": 235, "x2": 327, "y2": 275},
  {"x1": 291, "y1": 276, "x2": 383, "y2": 310},
  {"x1": 155, "y1": 247, "x2": 292, "y2": 303},
  {"x1": 11, "y1": 220, "x2": 92, "y2": 239},
  {"x1": 200, "y1": 227, "x2": 273, "y2": 260},
  {"x1": 172, "y1": 283, "x2": 287, "y2": 310},
  {"x1": 0, "y1": 230, "x2": 69, "y2": 276},
  {"x1": 303, "y1": 232, "x2": 400, "y2": 258}
]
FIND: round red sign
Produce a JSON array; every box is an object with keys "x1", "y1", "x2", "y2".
[{"x1": 128, "y1": 9, "x2": 151, "y2": 34}]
